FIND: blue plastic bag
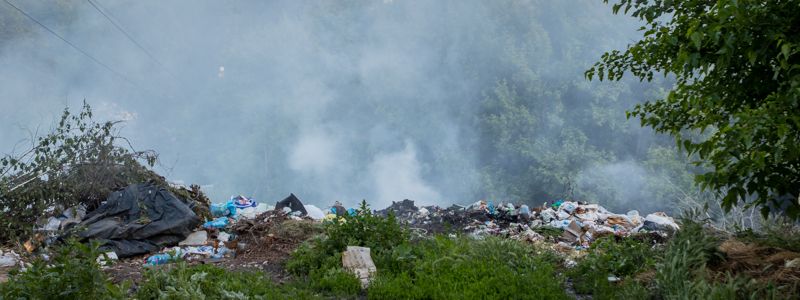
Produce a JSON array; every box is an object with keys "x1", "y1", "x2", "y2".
[
  {"x1": 203, "y1": 217, "x2": 229, "y2": 229},
  {"x1": 211, "y1": 201, "x2": 237, "y2": 218}
]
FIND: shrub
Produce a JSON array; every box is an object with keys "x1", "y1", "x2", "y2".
[
  {"x1": 286, "y1": 200, "x2": 409, "y2": 278},
  {"x1": 0, "y1": 240, "x2": 127, "y2": 300}
]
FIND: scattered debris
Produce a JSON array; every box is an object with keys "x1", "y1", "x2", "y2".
[
  {"x1": 96, "y1": 251, "x2": 118, "y2": 266},
  {"x1": 377, "y1": 199, "x2": 676, "y2": 247},
  {"x1": 179, "y1": 230, "x2": 209, "y2": 246},
  {"x1": 0, "y1": 250, "x2": 20, "y2": 267},
  {"x1": 342, "y1": 246, "x2": 377, "y2": 288}
]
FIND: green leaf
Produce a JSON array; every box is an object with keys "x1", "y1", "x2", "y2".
[{"x1": 690, "y1": 32, "x2": 702, "y2": 50}]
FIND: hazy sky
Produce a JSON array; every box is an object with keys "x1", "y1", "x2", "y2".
[{"x1": 0, "y1": 0, "x2": 648, "y2": 208}]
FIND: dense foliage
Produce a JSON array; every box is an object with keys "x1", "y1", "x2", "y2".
[{"x1": 589, "y1": 0, "x2": 800, "y2": 218}]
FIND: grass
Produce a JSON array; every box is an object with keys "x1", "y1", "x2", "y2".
[{"x1": 567, "y1": 235, "x2": 659, "y2": 299}]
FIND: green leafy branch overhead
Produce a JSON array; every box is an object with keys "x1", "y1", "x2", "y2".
[{"x1": 588, "y1": 0, "x2": 800, "y2": 218}]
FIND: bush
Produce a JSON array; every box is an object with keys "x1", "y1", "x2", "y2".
[
  {"x1": 286, "y1": 200, "x2": 410, "y2": 278},
  {"x1": 0, "y1": 240, "x2": 127, "y2": 300}
]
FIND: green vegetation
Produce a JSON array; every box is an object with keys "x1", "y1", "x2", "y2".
[
  {"x1": 0, "y1": 104, "x2": 211, "y2": 244},
  {"x1": 368, "y1": 237, "x2": 568, "y2": 300},
  {"x1": 287, "y1": 202, "x2": 569, "y2": 299},
  {"x1": 286, "y1": 201, "x2": 410, "y2": 279},
  {"x1": 0, "y1": 104, "x2": 158, "y2": 242},
  {"x1": 136, "y1": 263, "x2": 321, "y2": 300},
  {"x1": 0, "y1": 240, "x2": 127, "y2": 300},
  {"x1": 569, "y1": 236, "x2": 659, "y2": 299},
  {"x1": 653, "y1": 219, "x2": 785, "y2": 300},
  {"x1": 567, "y1": 218, "x2": 793, "y2": 300},
  {"x1": 3, "y1": 211, "x2": 798, "y2": 299},
  {"x1": 589, "y1": 0, "x2": 800, "y2": 219}
]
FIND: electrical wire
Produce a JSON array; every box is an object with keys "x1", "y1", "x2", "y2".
[
  {"x1": 3, "y1": 0, "x2": 149, "y2": 93},
  {"x1": 86, "y1": 0, "x2": 171, "y2": 73}
]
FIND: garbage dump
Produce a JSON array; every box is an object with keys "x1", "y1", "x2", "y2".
[
  {"x1": 5, "y1": 178, "x2": 684, "y2": 275},
  {"x1": 77, "y1": 183, "x2": 202, "y2": 258},
  {"x1": 376, "y1": 199, "x2": 680, "y2": 248},
  {"x1": 136, "y1": 193, "x2": 322, "y2": 269}
]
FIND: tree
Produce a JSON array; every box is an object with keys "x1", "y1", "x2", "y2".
[{"x1": 588, "y1": 0, "x2": 800, "y2": 218}]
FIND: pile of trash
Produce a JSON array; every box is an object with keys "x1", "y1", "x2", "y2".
[
  {"x1": 11, "y1": 182, "x2": 679, "y2": 271},
  {"x1": 378, "y1": 199, "x2": 681, "y2": 248},
  {"x1": 140, "y1": 193, "x2": 325, "y2": 266}
]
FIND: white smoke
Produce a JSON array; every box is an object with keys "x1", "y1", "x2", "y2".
[{"x1": 368, "y1": 141, "x2": 442, "y2": 207}]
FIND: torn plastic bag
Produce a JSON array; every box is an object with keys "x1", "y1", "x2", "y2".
[
  {"x1": 211, "y1": 201, "x2": 237, "y2": 218},
  {"x1": 275, "y1": 193, "x2": 307, "y2": 216},
  {"x1": 304, "y1": 205, "x2": 326, "y2": 220},
  {"x1": 78, "y1": 183, "x2": 201, "y2": 258},
  {"x1": 642, "y1": 212, "x2": 680, "y2": 232}
]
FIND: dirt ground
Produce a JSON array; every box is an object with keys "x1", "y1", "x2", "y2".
[{"x1": 105, "y1": 211, "x2": 320, "y2": 286}]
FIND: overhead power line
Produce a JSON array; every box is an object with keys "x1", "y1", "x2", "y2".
[
  {"x1": 86, "y1": 0, "x2": 171, "y2": 73},
  {"x1": 3, "y1": 0, "x2": 148, "y2": 93}
]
